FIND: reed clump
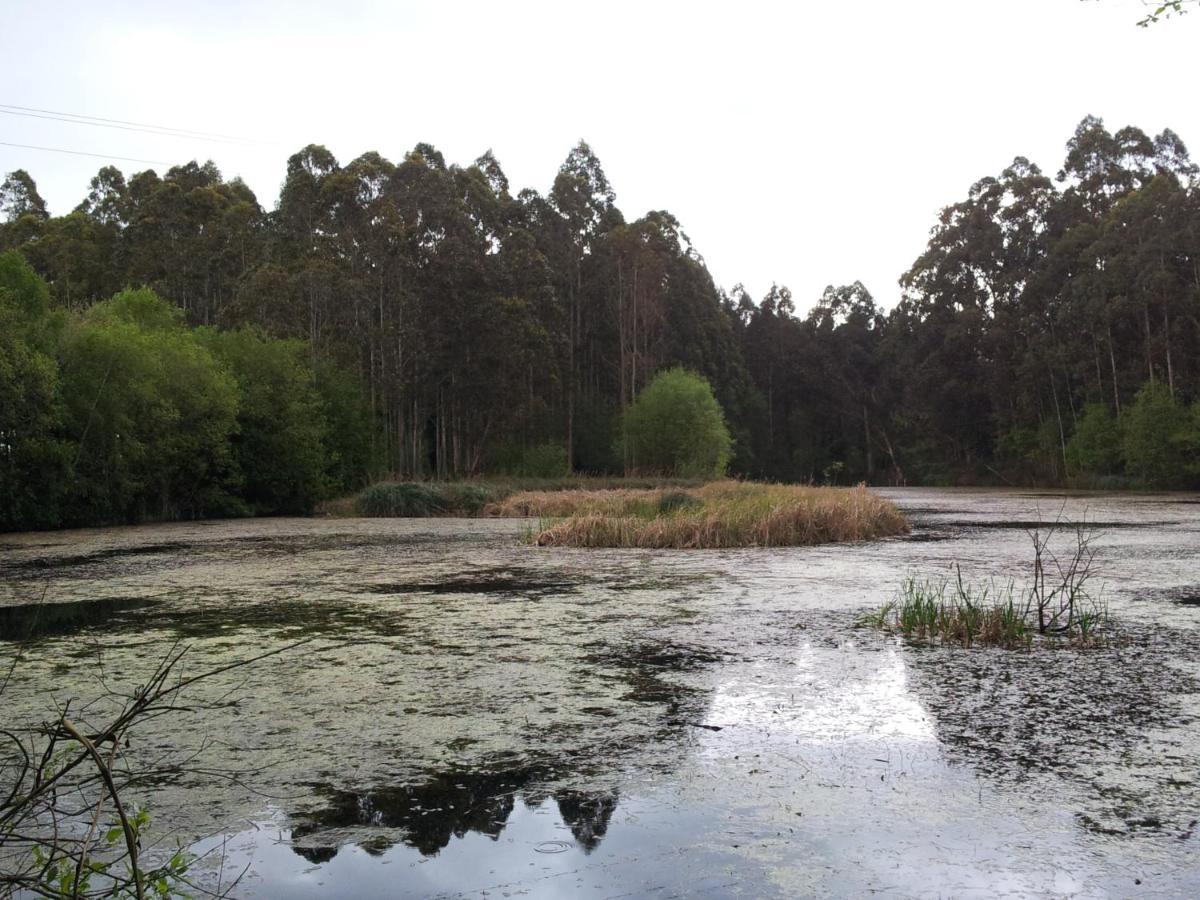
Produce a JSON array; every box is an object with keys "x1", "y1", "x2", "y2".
[
  {"x1": 865, "y1": 522, "x2": 1111, "y2": 649},
  {"x1": 521, "y1": 482, "x2": 908, "y2": 549},
  {"x1": 867, "y1": 571, "x2": 1035, "y2": 649}
]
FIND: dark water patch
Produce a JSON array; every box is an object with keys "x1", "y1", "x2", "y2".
[
  {"x1": 586, "y1": 641, "x2": 724, "y2": 672},
  {"x1": 0, "y1": 596, "x2": 159, "y2": 641},
  {"x1": 1129, "y1": 586, "x2": 1200, "y2": 607},
  {"x1": 585, "y1": 640, "x2": 723, "y2": 717},
  {"x1": 937, "y1": 519, "x2": 1173, "y2": 530},
  {"x1": 360, "y1": 566, "x2": 582, "y2": 598},
  {"x1": 1, "y1": 541, "x2": 192, "y2": 574},
  {"x1": 82, "y1": 596, "x2": 411, "y2": 640},
  {"x1": 289, "y1": 762, "x2": 618, "y2": 860},
  {"x1": 898, "y1": 528, "x2": 960, "y2": 543}
]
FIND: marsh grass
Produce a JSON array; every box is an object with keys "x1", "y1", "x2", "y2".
[
  {"x1": 867, "y1": 561, "x2": 1111, "y2": 649},
  {"x1": 519, "y1": 482, "x2": 908, "y2": 549},
  {"x1": 875, "y1": 570, "x2": 1033, "y2": 649}
]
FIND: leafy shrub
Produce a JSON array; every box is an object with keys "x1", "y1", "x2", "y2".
[
  {"x1": 440, "y1": 483, "x2": 498, "y2": 514},
  {"x1": 356, "y1": 481, "x2": 499, "y2": 516},
  {"x1": 620, "y1": 368, "x2": 732, "y2": 478},
  {"x1": 1122, "y1": 382, "x2": 1195, "y2": 487},
  {"x1": 518, "y1": 443, "x2": 569, "y2": 478},
  {"x1": 1067, "y1": 402, "x2": 1123, "y2": 476},
  {"x1": 357, "y1": 482, "x2": 447, "y2": 517}
]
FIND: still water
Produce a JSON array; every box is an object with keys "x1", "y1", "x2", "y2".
[{"x1": 2, "y1": 489, "x2": 1199, "y2": 897}]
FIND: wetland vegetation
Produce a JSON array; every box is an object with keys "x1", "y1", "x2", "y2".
[
  {"x1": 864, "y1": 520, "x2": 1110, "y2": 647},
  {"x1": 521, "y1": 482, "x2": 908, "y2": 549}
]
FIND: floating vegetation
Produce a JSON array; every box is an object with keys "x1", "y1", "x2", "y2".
[{"x1": 521, "y1": 482, "x2": 908, "y2": 549}]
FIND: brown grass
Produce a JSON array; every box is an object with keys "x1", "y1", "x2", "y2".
[{"x1": 519, "y1": 482, "x2": 908, "y2": 549}]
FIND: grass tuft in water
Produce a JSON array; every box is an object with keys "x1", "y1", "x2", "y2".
[{"x1": 866, "y1": 560, "x2": 1110, "y2": 649}]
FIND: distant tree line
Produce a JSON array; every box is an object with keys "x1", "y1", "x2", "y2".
[{"x1": 2, "y1": 114, "x2": 1199, "y2": 530}]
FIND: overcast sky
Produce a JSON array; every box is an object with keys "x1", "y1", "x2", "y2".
[{"x1": 1, "y1": 0, "x2": 1196, "y2": 311}]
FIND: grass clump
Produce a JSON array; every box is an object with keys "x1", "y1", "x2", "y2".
[
  {"x1": 523, "y1": 482, "x2": 908, "y2": 549},
  {"x1": 869, "y1": 571, "x2": 1034, "y2": 649},
  {"x1": 865, "y1": 523, "x2": 1111, "y2": 649}
]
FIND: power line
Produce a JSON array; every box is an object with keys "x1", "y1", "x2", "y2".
[
  {"x1": 0, "y1": 103, "x2": 271, "y2": 145},
  {"x1": 0, "y1": 141, "x2": 173, "y2": 166},
  {"x1": 0, "y1": 107, "x2": 265, "y2": 146}
]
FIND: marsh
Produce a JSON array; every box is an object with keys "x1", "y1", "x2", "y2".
[{"x1": 2, "y1": 489, "x2": 1199, "y2": 897}]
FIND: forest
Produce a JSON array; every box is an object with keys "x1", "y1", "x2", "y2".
[{"x1": 2, "y1": 114, "x2": 1200, "y2": 530}]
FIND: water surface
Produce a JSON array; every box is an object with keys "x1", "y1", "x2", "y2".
[{"x1": 2, "y1": 489, "x2": 1199, "y2": 897}]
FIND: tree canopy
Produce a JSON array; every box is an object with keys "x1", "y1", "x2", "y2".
[{"x1": 3, "y1": 114, "x2": 1200, "y2": 532}]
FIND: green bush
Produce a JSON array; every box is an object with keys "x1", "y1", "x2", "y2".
[
  {"x1": 202, "y1": 327, "x2": 328, "y2": 515},
  {"x1": 1122, "y1": 382, "x2": 1195, "y2": 487},
  {"x1": 440, "y1": 483, "x2": 498, "y2": 514},
  {"x1": 60, "y1": 288, "x2": 240, "y2": 523},
  {"x1": 1066, "y1": 402, "x2": 1123, "y2": 476},
  {"x1": 355, "y1": 481, "x2": 500, "y2": 517},
  {"x1": 620, "y1": 368, "x2": 732, "y2": 478},
  {"x1": 357, "y1": 482, "x2": 447, "y2": 517},
  {"x1": 0, "y1": 251, "x2": 70, "y2": 530}
]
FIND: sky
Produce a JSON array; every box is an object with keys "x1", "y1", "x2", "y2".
[{"x1": 1, "y1": 0, "x2": 1197, "y2": 312}]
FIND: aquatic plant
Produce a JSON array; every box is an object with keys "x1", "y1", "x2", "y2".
[
  {"x1": 524, "y1": 482, "x2": 908, "y2": 549},
  {"x1": 866, "y1": 523, "x2": 1110, "y2": 649},
  {"x1": 874, "y1": 570, "x2": 1032, "y2": 649}
]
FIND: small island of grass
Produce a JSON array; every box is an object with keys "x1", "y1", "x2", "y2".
[{"x1": 508, "y1": 481, "x2": 907, "y2": 549}]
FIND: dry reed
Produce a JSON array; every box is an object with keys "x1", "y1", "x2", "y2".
[{"x1": 518, "y1": 482, "x2": 908, "y2": 549}]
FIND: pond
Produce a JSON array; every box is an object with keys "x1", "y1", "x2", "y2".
[{"x1": 2, "y1": 489, "x2": 1199, "y2": 897}]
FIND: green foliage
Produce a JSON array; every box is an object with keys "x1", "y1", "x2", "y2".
[
  {"x1": 314, "y1": 356, "x2": 376, "y2": 493},
  {"x1": 439, "y1": 483, "x2": 498, "y2": 514},
  {"x1": 0, "y1": 252, "x2": 71, "y2": 529},
  {"x1": 1121, "y1": 382, "x2": 1195, "y2": 487},
  {"x1": 620, "y1": 368, "x2": 732, "y2": 478},
  {"x1": 1067, "y1": 403, "x2": 1123, "y2": 476},
  {"x1": 60, "y1": 289, "x2": 241, "y2": 523},
  {"x1": 7, "y1": 116, "x2": 1200, "y2": 496},
  {"x1": 202, "y1": 327, "x2": 329, "y2": 514},
  {"x1": 355, "y1": 481, "x2": 499, "y2": 517},
  {"x1": 357, "y1": 482, "x2": 447, "y2": 517},
  {"x1": 492, "y1": 441, "x2": 569, "y2": 478}
]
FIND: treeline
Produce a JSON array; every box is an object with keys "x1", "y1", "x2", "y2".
[
  {"x1": 2, "y1": 114, "x2": 1199, "y2": 526},
  {"x1": 0, "y1": 252, "x2": 372, "y2": 529}
]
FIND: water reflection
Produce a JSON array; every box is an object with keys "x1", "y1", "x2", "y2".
[
  {"x1": 0, "y1": 595, "x2": 158, "y2": 640},
  {"x1": 290, "y1": 766, "x2": 619, "y2": 860}
]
